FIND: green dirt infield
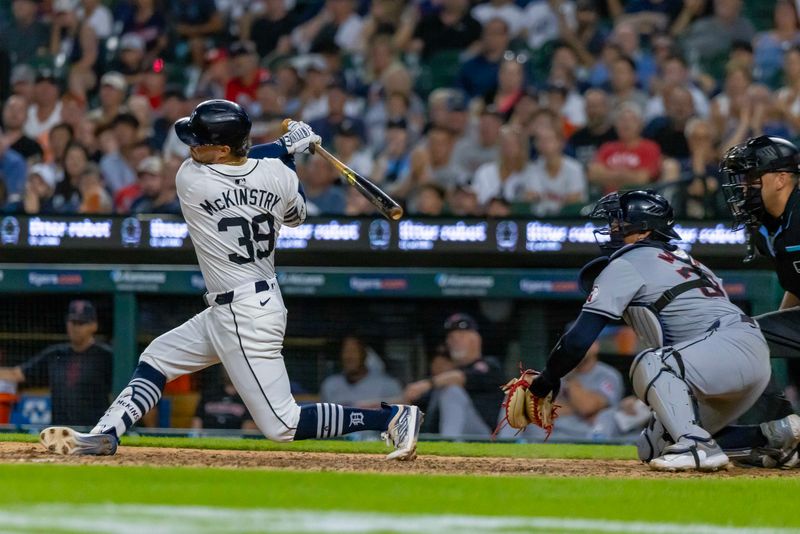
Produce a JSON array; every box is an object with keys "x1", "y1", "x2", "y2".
[{"x1": 1, "y1": 433, "x2": 799, "y2": 533}]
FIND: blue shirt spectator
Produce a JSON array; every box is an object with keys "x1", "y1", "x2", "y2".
[
  {"x1": 455, "y1": 18, "x2": 510, "y2": 99},
  {"x1": 0, "y1": 147, "x2": 27, "y2": 201}
]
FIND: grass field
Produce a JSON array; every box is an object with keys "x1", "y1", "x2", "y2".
[{"x1": 2, "y1": 433, "x2": 798, "y2": 533}]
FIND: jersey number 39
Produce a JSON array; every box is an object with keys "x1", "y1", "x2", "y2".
[{"x1": 218, "y1": 214, "x2": 275, "y2": 265}]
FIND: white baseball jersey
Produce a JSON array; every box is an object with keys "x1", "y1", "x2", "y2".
[{"x1": 176, "y1": 158, "x2": 307, "y2": 293}]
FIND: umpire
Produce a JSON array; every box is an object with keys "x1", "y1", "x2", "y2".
[
  {"x1": 0, "y1": 300, "x2": 113, "y2": 426},
  {"x1": 721, "y1": 135, "x2": 800, "y2": 420}
]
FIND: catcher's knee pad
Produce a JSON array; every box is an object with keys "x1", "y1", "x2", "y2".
[
  {"x1": 636, "y1": 414, "x2": 672, "y2": 463},
  {"x1": 629, "y1": 347, "x2": 687, "y2": 403}
]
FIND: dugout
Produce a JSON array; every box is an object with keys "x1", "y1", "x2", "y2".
[{"x1": 0, "y1": 214, "x2": 789, "y2": 430}]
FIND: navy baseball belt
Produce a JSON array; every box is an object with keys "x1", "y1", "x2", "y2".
[{"x1": 205, "y1": 279, "x2": 274, "y2": 306}]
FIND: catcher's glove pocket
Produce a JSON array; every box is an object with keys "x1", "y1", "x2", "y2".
[{"x1": 492, "y1": 367, "x2": 559, "y2": 440}]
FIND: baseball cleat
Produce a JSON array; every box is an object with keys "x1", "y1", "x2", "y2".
[
  {"x1": 382, "y1": 403, "x2": 423, "y2": 461},
  {"x1": 649, "y1": 439, "x2": 729, "y2": 472},
  {"x1": 39, "y1": 427, "x2": 118, "y2": 456}
]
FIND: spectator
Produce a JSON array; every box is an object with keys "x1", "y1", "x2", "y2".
[
  {"x1": 307, "y1": 78, "x2": 364, "y2": 145},
  {"x1": 452, "y1": 105, "x2": 503, "y2": 177},
  {"x1": 410, "y1": 0, "x2": 482, "y2": 59},
  {"x1": 333, "y1": 119, "x2": 372, "y2": 178},
  {"x1": 373, "y1": 118, "x2": 412, "y2": 191},
  {"x1": 408, "y1": 182, "x2": 446, "y2": 216},
  {"x1": 403, "y1": 313, "x2": 504, "y2": 439},
  {"x1": 472, "y1": 124, "x2": 533, "y2": 206},
  {"x1": 589, "y1": 103, "x2": 662, "y2": 193},
  {"x1": 50, "y1": 0, "x2": 99, "y2": 80},
  {"x1": 247, "y1": 0, "x2": 296, "y2": 58},
  {"x1": 100, "y1": 113, "x2": 141, "y2": 195},
  {"x1": 523, "y1": 0, "x2": 575, "y2": 51},
  {"x1": 80, "y1": 0, "x2": 113, "y2": 40},
  {"x1": 292, "y1": 0, "x2": 364, "y2": 55},
  {"x1": 559, "y1": 0, "x2": 609, "y2": 67},
  {"x1": 456, "y1": 17, "x2": 510, "y2": 100},
  {"x1": 344, "y1": 186, "x2": 377, "y2": 216},
  {"x1": 644, "y1": 55, "x2": 710, "y2": 121},
  {"x1": 502, "y1": 341, "x2": 623, "y2": 442},
  {"x1": 608, "y1": 56, "x2": 648, "y2": 112},
  {"x1": 448, "y1": 183, "x2": 482, "y2": 216},
  {"x1": 20, "y1": 163, "x2": 56, "y2": 214},
  {"x1": 193, "y1": 46, "x2": 231, "y2": 100},
  {"x1": 24, "y1": 69, "x2": 63, "y2": 141},
  {"x1": 134, "y1": 59, "x2": 167, "y2": 111},
  {"x1": 472, "y1": 0, "x2": 524, "y2": 38},
  {"x1": 753, "y1": 0, "x2": 800, "y2": 87},
  {"x1": 250, "y1": 81, "x2": 285, "y2": 144},
  {"x1": 302, "y1": 154, "x2": 346, "y2": 215},
  {"x1": 51, "y1": 142, "x2": 89, "y2": 213},
  {"x1": 320, "y1": 335, "x2": 402, "y2": 408},
  {"x1": 777, "y1": 46, "x2": 800, "y2": 135},
  {"x1": 225, "y1": 40, "x2": 268, "y2": 110},
  {"x1": 609, "y1": 0, "x2": 684, "y2": 34},
  {"x1": 609, "y1": 22, "x2": 657, "y2": 90},
  {"x1": 486, "y1": 54, "x2": 527, "y2": 116},
  {"x1": 546, "y1": 46, "x2": 587, "y2": 127},
  {"x1": 87, "y1": 72, "x2": 129, "y2": 128},
  {"x1": 567, "y1": 88, "x2": 617, "y2": 168},
  {"x1": 152, "y1": 156, "x2": 182, "y2": 215},
  {"x1": 405, "y1": 127, "x2": 462, "y2": 198},
  {"x1": 118, "y1": 0, "x2": 168, "y2": 60},
  {"x1": 680, "y1": 0, "x2": 755, "y2": 65},
  {"x1": 46, "y1": 122, "x2": 74, "y2": 167},
  {"x1": 0, "y1": 300, "x2": 112, "y2": 427},
  {"x1": 2, "y1": 95, "x2": 43, "y2": 163},
  {"x1": 130, "y1": 156, "x2": 167, "y2": 214},
  {"x1": 115, "y1": 154, "x2": 158, "y2": 214},
  {"x1": 486, "y1": 196, "x2": 511, "y2": 217},
  {"x1": 644, "y1": 85, "x2": 695, "y2": 160},
  {"x1": 192, "y1": 368, "x2": 256, "y2": 431},
  {"x1": 75, "y1": 118, "x2": 100, "y2": 161},
  {"x1": 672, "y1": 118, "x2": 726, "y2": 219},
  {"x1": 170, "y1": 0, "x2": 224, "y2": 67},
  {"x1": 298, "y1": 56, "x2": 333, "y2": 122},
  {"x1": 110, "y1": 33, "x2": 147, "y2": 85},
  {"x1": 710, "y1": 61, "x2": 753, "y2": 144},
  {"x1": 0, "y1": 0, "x2": 51, "y2": 67},
  {"x1": 156, "y1": 89, "x2": 191, "y2": 160},
  {"x1": 359, "y1": 0, "x2": 406, "y2": 50},
  {"x1": 364, "y1": 64, "x2": 425, "y2": 153},
  {"x1": 77, "y1": 163, "x2": 111, "y2": 214},
  {"x1": 527, "y1": 128, "x2": 587, "y2": 216},
  {"x1": 10, "y1": 64, "x2": 37, "y2": 102},
  {"x1": 0, "y1": 140, "x2": 27, "y2": 204}
]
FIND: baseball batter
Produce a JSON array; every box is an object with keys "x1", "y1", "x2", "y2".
[
  {"x1": 528, "y1": 190, "x2": 783, "y2": 471},
  {"x1": 39, "y1": 99, "x2": 422, "y2": 460}
]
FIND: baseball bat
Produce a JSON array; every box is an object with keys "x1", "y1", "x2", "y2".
[{"x1": 281, "y1": 119, "x2": 404, "y2": 221}]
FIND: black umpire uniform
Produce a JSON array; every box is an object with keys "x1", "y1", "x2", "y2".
[{"x1": 721, "y1": 135, "x2": 800, "y2": 421}]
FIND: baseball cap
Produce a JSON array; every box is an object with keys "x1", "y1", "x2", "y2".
[
  {"x1": 445, "y1": 91, "x2": 468, "y2": 112},
  {"x1": 10, "y1": 64, "x2": 35, "y2": 85},
  {"x1": 137, "y1": 156, "x2": 163, "y2": 175},
  {"x1": 444, "y1": 313, "x2": 479, "y2": 333},
  {"x1": 100, "y1": 71, "x2": 127, "y2": 92},
  {"x1": 67, "y1": 300, "x2": 97, "y2": 323},
  {"x1": 386, "y1": 117, "x2": 407, "y2": 129},
  {"x1": 229, "y1": 40, "x2": 257, "y2": 57},
  {"x1": 53, "y1": 0, "x2": 78, "y2": 12},
  {"x1": 35, "y1": 68, "x2": 59, "y2": 84},
  {"x1": 335, "y1": 119, "x2": 360, "y2": 138},
  {"x1": 119, "y1": 33, "x2": 145, "y2": 52},
  {"x1": 28, "y1": 163, "x2": 56, "y2": 189}
]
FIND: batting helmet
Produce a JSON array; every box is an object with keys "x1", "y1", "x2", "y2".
[
  {"x1": 720, "y1": 135, "x2": 800, "y2": 228},
  {"x1": 174, "y1": 99, "x2": 251, "y2": 150},
  {"x1": 590, "y1": 190, "x2": 680, "y2": 251}
]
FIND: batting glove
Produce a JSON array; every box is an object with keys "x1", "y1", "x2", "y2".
[{"x1": 281, "y1": 120, "x2": 322, "y2": 154}]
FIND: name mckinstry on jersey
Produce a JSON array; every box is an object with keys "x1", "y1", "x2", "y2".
[{"x1": 176, "y1": 157, "x2": 306, "y2": 293}]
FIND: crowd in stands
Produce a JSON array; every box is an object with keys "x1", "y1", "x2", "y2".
[{"x1": 0, "y1": 0, "x2": 792, "y2": 219}]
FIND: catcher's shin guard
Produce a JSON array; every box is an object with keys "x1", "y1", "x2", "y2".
[
  {"x1": 636, "y1": 413, "x2": 672, "y2": 463},
  {"x1": 630, "y1": 348, "x2": 710, "y2": 444}
]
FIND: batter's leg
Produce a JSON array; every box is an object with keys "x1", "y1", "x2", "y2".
[
  {"x1": 40, "y1": 309, "x2": 219, "y2": 456},
  {"x1": 210, "y1": 293, "x2": 421, "y2": 459}
]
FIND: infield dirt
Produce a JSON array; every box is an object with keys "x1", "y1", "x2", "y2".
[{"x1": 1, "y1": 442, "x2": 798, "y2": 478}]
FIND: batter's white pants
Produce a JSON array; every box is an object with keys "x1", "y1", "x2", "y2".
[{"x1": 140, "y1": 278, "x2": 301, "y2": 441}]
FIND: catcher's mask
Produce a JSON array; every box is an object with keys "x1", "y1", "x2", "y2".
[
  {"x1": 590, "y1": 190, "x2": 680, "y2": 253},
  {"x1": 720, "y1": 135, "x2": 800, "y2": 230}
]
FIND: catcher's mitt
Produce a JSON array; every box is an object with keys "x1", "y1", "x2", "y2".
[{"x1": 492, "y1": 368, "x2": 558, "y2": 439}]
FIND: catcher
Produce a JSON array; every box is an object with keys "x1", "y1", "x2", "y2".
[{"x1": 501, "y1": 190, "x2": 800, "y2": 471}]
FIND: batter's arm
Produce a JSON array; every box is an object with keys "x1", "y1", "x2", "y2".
[
  {"x1": 248, "y1": 141, "x2": 297, "y2": 171},
  {"x1": 0, "y1": 366, "x2": 25, "y2": 382}
]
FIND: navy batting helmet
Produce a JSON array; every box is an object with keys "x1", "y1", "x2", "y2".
[
  {"x1": 590, "y1": 190, "x2": 680, "y2": 251},
  {"x1": 720, "y1": 135, "x2": 800, "y2": 229},
  {"x1": 174, "y1": 99, "x2": 251, "y2": 150}
]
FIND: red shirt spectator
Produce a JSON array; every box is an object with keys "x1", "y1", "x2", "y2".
[
  {"x1": 589, "y1": 104, "x2": 662, "y2": 194},
  {"x1": 224, "y1": 41, "x2": 269, "y2": 109}
]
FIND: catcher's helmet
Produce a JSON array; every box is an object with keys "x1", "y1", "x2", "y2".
[
  {"x1": 720, "y1": 135, "x2": 800, "y2": 228},
  {"x1": 590, "y1": 190, "x2": 680, "y2": 251},
  {"x1": 174, "y1": 99, "x2": 251, "y2": 149}
]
